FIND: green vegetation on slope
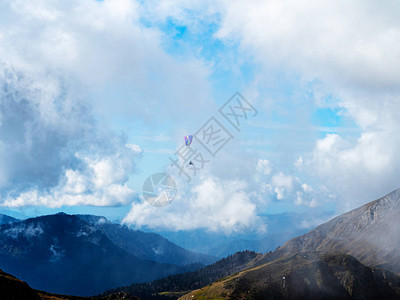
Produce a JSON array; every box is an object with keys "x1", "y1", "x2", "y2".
[{"x1": 103, "y1": 251, "x2": 261, "y2": 299}]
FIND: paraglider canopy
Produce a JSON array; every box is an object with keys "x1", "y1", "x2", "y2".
[{"x1": 184, "y1": 135, "x2": 193, "y2": 146}]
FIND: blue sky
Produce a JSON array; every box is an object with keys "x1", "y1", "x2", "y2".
[{"x1": 1, "y1": 0, "x2": 400, "y2": 234}]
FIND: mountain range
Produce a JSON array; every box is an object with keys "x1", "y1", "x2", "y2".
[
  {"x1": 0, "y1": 213, "x2": 211, "y2": 296},
  {"x1": 1, "y1": 188, "x2": 400, "y2": 299}
]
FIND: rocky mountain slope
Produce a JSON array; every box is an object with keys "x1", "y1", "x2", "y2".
[{"x1": 254, "y1": 188, "x2": 400, "y2": 273}]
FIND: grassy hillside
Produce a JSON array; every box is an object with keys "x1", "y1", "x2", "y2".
[{"x1": 181, "y1": 252, "x2": 400, "y2": 300}]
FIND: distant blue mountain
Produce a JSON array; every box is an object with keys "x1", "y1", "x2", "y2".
[
  {"x1": 0, "y1": 213, "x2": 19, "y2": 225},
  {"x1": 0, "y1": 213, "x2": 204, "y2": 296},
  {"x1": 155, "y1": 211, "x2": 335, "y2": 257}
]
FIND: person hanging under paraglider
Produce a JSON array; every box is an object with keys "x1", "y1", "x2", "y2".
[{"x1": 185, "y1": 135, "x2": 195, "y2": 167}]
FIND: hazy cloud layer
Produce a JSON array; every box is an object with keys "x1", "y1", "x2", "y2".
[{"x1": 123, "y1": 157, "x2": 325, "y2": 232}]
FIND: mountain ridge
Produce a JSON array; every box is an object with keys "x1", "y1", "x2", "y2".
[
  {"x1": 77, "y1": 214, "x2": 217, "y2": 266},
  {"x1": 0, "y1": 213, "x2": 202, "y2": 296}
]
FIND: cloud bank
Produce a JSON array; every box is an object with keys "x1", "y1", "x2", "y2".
[{"x1": 2, "y1": 0, "x2": 400, "y2": 233}]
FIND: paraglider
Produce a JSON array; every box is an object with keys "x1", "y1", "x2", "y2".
[
  {"x1": 184, "y1": 135, "x2": 193, "y2": 146},
  {"x1": 184, "y1": 136, "x2": 194, "y2": 166}
]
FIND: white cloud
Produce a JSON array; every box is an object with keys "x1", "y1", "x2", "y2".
[
  {"x1": 64, "y1": 170, "x2": 89, "y2": 195},
  {"x1": 295, "y1": 156, "x2": 303, "y2": 169},
  {"x1": 0, "y1": 70, "x2": 139, "y2": 207},
  {"x1": 295, "y1": 191, "x2": 318, "y2": 208},
  {"x1": 0, "y1": 1, "x2": 216, "y2": 174},
  {"x1": 273, "y1": 187, "x2": 285, "y2": 201},
  {"x1": 256, "y1": 159, "x2": 272, "y2": 175},
  {"x1": 123, "y1": 176, "x2": 264, "y2": 234},
  {"x1": 49, "y1": 244, "x2": 65, "y2": 262},
  {"x1": 302, "y1": 183, "x2": 313, "y2": 193},
  {"x1": 298, "y1": 215, "x2": 333, "y2": 229},
  {"x1": 270, "y1": 172, "x2": 293, "y2": 200},
  {"x1": 4, "y1": 223, "x2": 44, "y2": 239},
  {"x1": 122, "y1": 153, "x2": 327, "y2": 232},
  {"x1": 125, "y1": 143, "x2": 143, "y2": 154},
  {"x1": 1, "y1": 0, "x2": 214, "y2": 122},
  {"x1": 295, "y1": 191, "x2": 303, "y2": 206},
  {"x1": 271, "y1": 173, "x2": 293, "y2": 189},
  {"x1": 215, "y1": 0, "x2": 400, "y2": 91},
  {"x1": 25, "y1": 223, "x2": 44, "y2": 237},
  {"x1": 309, "y1": 126, "x2": 400, "y2": 210},
  {"x1": 2, "y1": 151, "x2": 137, "y2": 208}
]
